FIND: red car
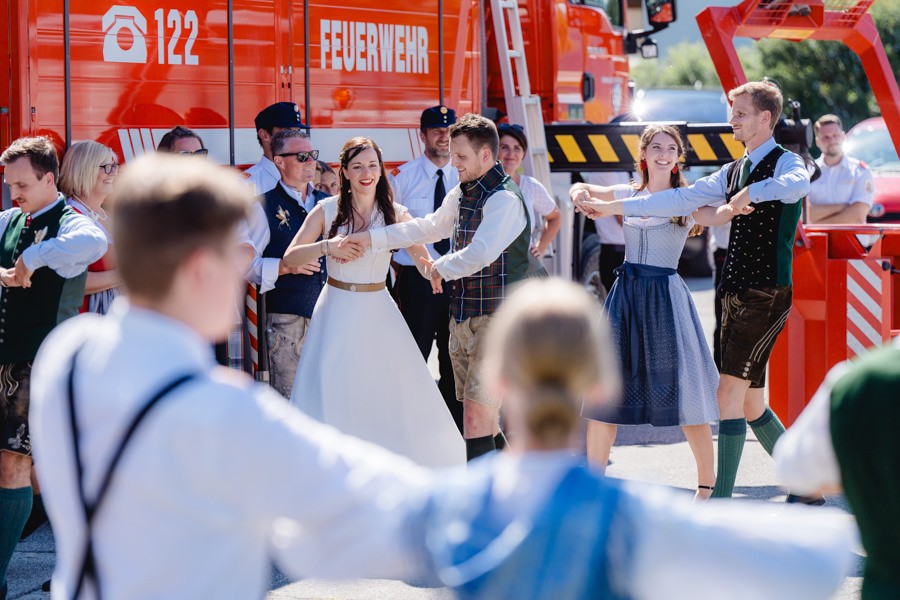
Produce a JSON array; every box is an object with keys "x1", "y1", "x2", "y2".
[{"x1": 843, "y1": 117, "x2": 900, "y2": 222}]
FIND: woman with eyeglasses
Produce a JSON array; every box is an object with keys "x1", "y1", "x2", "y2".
[
  {"x1": 315, "y1": 160, "x2": 339, "y2": 196},
  {"x1": 156, "y1": 126, "x2": 209, "y2": 156},
  {"x1": 60, "y1": 140, "x2": 121, "y2": 314},
  {"x1": 497, "y1": 124, "x2": 561, "y2": 259},
  {"x1": 281, "y1": 137, "x2": 465, "y2": 467}
]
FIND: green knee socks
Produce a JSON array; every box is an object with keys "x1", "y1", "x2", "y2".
[
  {"x1": 712, "y1": 419, "x2": 746, "y2": 498},
  {"x1": 748, "y1": 407, "x2": 786, "y2": 457},
  {"x1": 0, "y1": 486, "x2": 32, "y2": 589}
]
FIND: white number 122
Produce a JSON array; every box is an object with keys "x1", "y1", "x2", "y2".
[{"x1": 154, "y1": 9, "x2": 199, "y2": 66}]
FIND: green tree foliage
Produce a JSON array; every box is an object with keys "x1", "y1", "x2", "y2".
[
  {"x1": 633, "y1": 1, "x2": 900, "y2": 129},
  {"x1": 754, "y1": 0, "x2": 900, "y2": 128}
]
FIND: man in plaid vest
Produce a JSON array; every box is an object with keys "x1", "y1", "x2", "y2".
[{"x1": 348, "y1": 113, "x2": 545, "y2": 461}]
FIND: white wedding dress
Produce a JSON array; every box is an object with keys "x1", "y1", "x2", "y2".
[{"x1": 289, "y1": 197, "x2": 465, "y2": 467}]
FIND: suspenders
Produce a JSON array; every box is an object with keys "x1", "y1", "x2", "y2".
[{"x1": 65, "y1": 350, "x2": 197, "y2": 600}]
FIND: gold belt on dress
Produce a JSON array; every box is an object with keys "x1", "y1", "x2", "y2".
[{"x1": 327, "y1": 277, "x2": 386, "y2": 293}]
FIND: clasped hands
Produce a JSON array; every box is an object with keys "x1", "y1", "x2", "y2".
[{"x1": 0, "y1": 257, "x2": 34, "y2": 289}]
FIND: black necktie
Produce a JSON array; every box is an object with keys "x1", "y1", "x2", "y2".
[{"x1": 433, "y1": 169, "x2": 450, "y2": 255}]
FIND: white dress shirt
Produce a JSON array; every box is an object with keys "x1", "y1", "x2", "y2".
[
  {"x1": 584, "y1": 171, "x2": 628, "y2": 245},
  {"x1": 808, "y1": 154, "x2": 874, "y2": 208},
  {"x1": 243, "y1": 157, "x2": 281, "y2": 196},
  {"x1": 0, "y1": 196, "x2": 107, "y2": 278},
  {"x1": 388, "y1": 154, "x2": 459, "y2": 266},
  {"x1": 245, "y1": 181, "x2": 321, "y2": 293},
  {"x1": 621, "y1": 137, "x2": 810, "y2": 217},
  {"x1": 369, "y1": 181, "x2": 527, "y2": 281},
  {"x1": 773, "y1": 359, "x2": 861, "y2": 496},
  {"x1": 517, "y1": 175, "x2": 557, "y2": 247},
  {"x1": 31, "y1": 300, "x2": 436, "y2": 600}
]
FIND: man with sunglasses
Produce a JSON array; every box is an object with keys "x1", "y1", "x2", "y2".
[
  {"x1": 245, "y1": 129, "x2": 327, "y2": 398},
  {"x1": 244, "y1": 103, "x2": 308, "y2": 196},
  {"x1": 0, "y1": 137, "x2": 106, "y2": 596}
]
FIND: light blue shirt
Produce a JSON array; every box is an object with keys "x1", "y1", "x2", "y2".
[
  {"x1": 622, "y1": 137, "x2": 810, "y2": 218},
  {"x1": 0, "y1": 195, "x2": 107, "y2": 278}
]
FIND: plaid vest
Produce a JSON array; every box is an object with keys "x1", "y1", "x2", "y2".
[
  {"x1": 0, "y1": 200, "x2": 88, "y2": 363},
  {"x1": 451, "y1": 163, "x2": 543, "y2": 322},
  {"x1": 720, "y1": 145, "x2": 801, "y2": 293}
]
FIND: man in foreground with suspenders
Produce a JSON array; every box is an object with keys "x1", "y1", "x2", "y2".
[{"x1": 29, "y1": 155, "x2": 436, "y2": 599}]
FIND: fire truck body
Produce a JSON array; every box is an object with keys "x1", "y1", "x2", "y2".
[{"x1": 0, "y1": 0, "x2": 641, "y2": 170}]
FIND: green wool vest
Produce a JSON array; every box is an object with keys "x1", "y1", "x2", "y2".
[
  {"x1": 829, "y1": 345, "x2": 900, "y2": 600},
  {"x1": 0, "y1": 201, "x2": 88, "y2": 363}
]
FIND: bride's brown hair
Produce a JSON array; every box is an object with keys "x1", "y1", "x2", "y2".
[{"x1": 328, "y1": 137, "x2": 396, "y2": 239}]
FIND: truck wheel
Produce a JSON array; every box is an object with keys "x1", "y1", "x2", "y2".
[{"x1": 579, "y1": 234, "x2": 608, "y2": 303}]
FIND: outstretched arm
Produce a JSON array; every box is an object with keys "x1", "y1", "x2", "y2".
[
  {"x1": 397, "y1": 210, "x2": 433, "y2": 279},
  {"x1": 19, "y1": 214, "x2": 108, "y2": 286},
  {"x1": 569, "y1": 182, "x2": 621, "y2": 203},
  {"x1": 366, "y1": 189, "x2": 460, "y2": 251},
  {"x1": 433, "y1": 190, "x2": 526, "y2": 281},
  {"x1": 692, "y1": 203, "x2": 753, "y2": 227},
  {"x1": 282, "y1": 205, "x2": 364, "y2": 266}
]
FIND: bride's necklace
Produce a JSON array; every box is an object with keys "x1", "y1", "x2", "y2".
[{"x1": 73, "y1": 195, "x2": 108, "y2": 222}]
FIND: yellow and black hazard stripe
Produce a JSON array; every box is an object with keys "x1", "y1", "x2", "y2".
[{"x1": 544, "y1": 123, "x2": 744, "y2": 172}]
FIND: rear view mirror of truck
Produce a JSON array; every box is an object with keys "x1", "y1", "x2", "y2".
[{"x1": 645, "y1": 0, "x2": 676, "y2": 25}]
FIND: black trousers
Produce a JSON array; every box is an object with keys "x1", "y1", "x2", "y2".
[
  {"x1": 599, "y1": 244, "x2": 627, "y2": 295},
  {"x1": 395, "y1": 265, "x2": 464, "y2": 434},
  {"x1": 712, "y1": 247, "x2": 728, "y2": 370}
]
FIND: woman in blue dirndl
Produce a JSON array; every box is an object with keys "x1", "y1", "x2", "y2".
[{"x1": 570, "y1": 124, "x2": 725, "y2": 499}]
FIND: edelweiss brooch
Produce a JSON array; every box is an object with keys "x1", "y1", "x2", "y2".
[{"x1": 276, "y1": 206, "x2": 291, "y2": 229}]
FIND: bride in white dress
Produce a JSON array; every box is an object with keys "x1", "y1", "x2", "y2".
[{"x1": 281, "y1": 137, "x2": 465, "y2": 467}]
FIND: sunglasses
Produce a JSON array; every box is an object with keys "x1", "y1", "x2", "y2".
[
  {"x1": 98, "y1": 163, "x2": 119, "y2": 175},
  {"x1": 178, "y1": 149, "x2": 209, "y2": 157},
  {"x1": 277, "y1": 150, "x2": 319, "y2": 162}
]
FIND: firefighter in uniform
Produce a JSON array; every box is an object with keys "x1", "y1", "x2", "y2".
[
  {"x1": 388, "y1": 106, "x2": 461, "y2": 432},
  {"x1": 807, "y1": 114, "x2": 874, "y2": 224},
  {"x1": 245, "y1": 102, "x2": 308, "y2": 196}
]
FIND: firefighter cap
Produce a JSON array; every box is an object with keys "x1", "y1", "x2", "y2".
[
  {"x1": 420, "y1": 105, "x2": 456, "y2": 129},
  {"x1": 255, "y1": 102, "x2": 309, "y2": 131}
]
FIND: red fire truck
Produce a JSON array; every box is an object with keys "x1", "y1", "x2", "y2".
[{"x1": 0, "y1": 0, "x2": 673, "y2": 170}]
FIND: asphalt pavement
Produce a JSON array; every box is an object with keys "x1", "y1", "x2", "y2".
[{"x1": 6, "y1": 277, "x2": 864, "y2": 599}]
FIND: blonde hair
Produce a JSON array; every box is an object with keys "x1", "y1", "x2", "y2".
[
  {"x1": 59, "y1": 140, "x2": 117, "y2": 198},
  {"x1": 728, "y1": 81, "x2": 783, "y2": 131},
  {"x1": 483, "y1": 278, "x2": 620, "y2": 446}
]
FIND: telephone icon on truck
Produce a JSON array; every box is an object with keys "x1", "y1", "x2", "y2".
[{"x1": 103, "y1": 6, "x2": 148, "y2": 63}]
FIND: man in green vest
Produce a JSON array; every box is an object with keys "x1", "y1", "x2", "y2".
[
  {"x1": 572, "y1": 81, "x2": 814, "y2": 500},
  {"x1": 0, "y1": 137, "x2": 107, "y2": 598},
  {"x1": 775, "y1": 340, "x2": 900, "y2": 599}
]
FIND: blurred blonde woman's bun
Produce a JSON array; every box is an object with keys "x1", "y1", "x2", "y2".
[{"x1": 483, "y1": 278, "x2": 619, "y2": 446}]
